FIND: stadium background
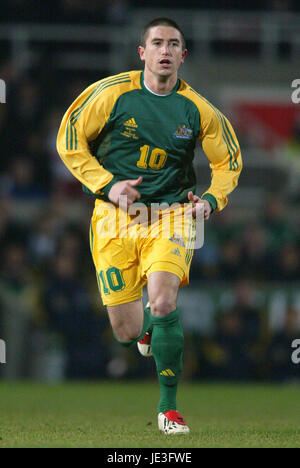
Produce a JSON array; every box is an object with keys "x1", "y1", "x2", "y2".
[{"x1": 0, "y1": 0, "x2": 299, "y2": 385}]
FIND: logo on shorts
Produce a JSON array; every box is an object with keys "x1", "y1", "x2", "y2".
[
  {"x1": 171, "y1": 248, "x2": 181, "y2": 257},
  {"x1": 173, "y1": 124, "x2": 193, "y2": 139},
  {"x1": 169, "y1": 234, "x2": 186, "y2": 248}
]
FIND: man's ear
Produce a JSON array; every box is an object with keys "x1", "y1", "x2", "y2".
[
  {"x1": 181, "y1": 49, "x2": 188, "y2": 64},
  {"x1": 138, "y1": 45, "x2": 145, "y2": 62}
]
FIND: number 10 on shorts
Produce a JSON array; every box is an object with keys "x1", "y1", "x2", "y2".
[{"x1": 97, "y1": 267, "x2": 125, "y2": 295}]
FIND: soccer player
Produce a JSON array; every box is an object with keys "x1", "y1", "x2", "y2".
[{"x1": 57, "y1": 17, "x2": 242, "y2": 434}]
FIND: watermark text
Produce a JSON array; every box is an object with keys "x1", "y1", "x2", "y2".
[
  {"x1": 291, "y1": 339, "x2": 300, "y2": 364},
  {"x1": 0, "y1": 339, "x2": 6, "y2": 364},
  {"x1": 0, "y1": 79, "x2": 6, "y2": 103},
  {"x1": 94, "y1": 198, "x2": 204, "y2": 249},
  {"x1": 291, "y1": 79, "x2": 300, "y2": 104}
]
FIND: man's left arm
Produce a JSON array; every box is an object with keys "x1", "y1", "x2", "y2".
[{"x1": 199, "y1": 103, "x2": 242, "y2": 213}]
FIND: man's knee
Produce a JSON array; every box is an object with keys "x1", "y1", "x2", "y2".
[
  {"x1": 112, "y1": 319, "x2": 142, "y2": 342},
  {"x1": 107, "y1": 299, "x2": 143, "y2": 343},
  {"x1": 147, "y1": 272, "x2": 180, "y2": 317},
  {"x1": 150, "y1": 295, "x2": 177, "y2": 317}
]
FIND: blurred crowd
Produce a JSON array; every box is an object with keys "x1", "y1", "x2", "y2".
[
  {"x1": 0, "y1": 0, "x2": 299, "y2": 25},
  {"x1": 0, "y1": 8, "x2": 300, "y2": 383}
]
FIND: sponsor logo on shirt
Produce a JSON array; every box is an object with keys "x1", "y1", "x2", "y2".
[
  {"x1": 123, "y1": 117, "x2": 138, "y2": 128},
  {"x1": 121, "y1": 117, "x2": 139, "y2": 139}
]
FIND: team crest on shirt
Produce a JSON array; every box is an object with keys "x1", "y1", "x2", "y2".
[{"x1": 173, "y1": 124, "x2": 193, "y2": 139}]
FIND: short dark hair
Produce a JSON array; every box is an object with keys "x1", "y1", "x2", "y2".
[{"x1": 141, "y1": 17, "x2": 186, "y2": 49}]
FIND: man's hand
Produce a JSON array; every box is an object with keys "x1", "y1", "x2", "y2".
[
  {"x1": 108, "y1": 176, "x2": 143, "y2": 208},
  {"x1": 188, "y1": 191, "x2": 212, "y2": 221}
]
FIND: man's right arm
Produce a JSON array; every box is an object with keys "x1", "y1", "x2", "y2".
[
  {"x1": 56, "y1": 81, "x2": 116, "y2": 196},
  {"x1": 57, "y1": 82, "x2": 143, "y2": 205}
]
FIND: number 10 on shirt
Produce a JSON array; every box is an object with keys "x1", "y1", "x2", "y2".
[{"x1": 137, "y1": 145, "x2": 167, "y2": 170}]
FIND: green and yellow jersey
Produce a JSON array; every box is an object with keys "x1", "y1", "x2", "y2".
[{"x1": 57, "y1": 70, "x2": 242, "y2": 211}]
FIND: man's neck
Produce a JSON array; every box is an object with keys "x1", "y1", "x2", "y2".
[{"x1": 143, "y1": 69, "x2": 178, "y2": 95}]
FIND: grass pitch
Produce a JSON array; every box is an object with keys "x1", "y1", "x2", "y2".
[{"x1": 0, "y1": 380, "x2": 299, "y2": 448}]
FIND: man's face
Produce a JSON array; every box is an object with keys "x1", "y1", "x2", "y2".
[{"x1": 138, "y1": 25, "x2": 187, "y2": 79}]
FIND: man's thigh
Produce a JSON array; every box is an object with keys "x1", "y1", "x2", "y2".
[
  {"x1": 90, "y1": 208, "x2": 144, "y2": 306},
  {"x1": 141, "y1": 218, "x2": 196, "y2": 287}
]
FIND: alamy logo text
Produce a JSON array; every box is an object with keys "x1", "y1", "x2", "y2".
[
  {"x1": 0, "y1": 339, "x2": 6, "y2": 364},
  {"x1": 0, "y1": 79, "x2": 6, "y2": 104}
]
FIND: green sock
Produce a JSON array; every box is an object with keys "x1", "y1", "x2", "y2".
[
  {"x1": 113, "y1": 304, "x2": 152, "y2": 347},
  {"x1": 151, "y1": 309, "x2": 183, "y2": 413}
]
